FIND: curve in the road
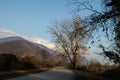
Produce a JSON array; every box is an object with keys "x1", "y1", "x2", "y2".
[{"x1": 6, "y1": 67, "x2": 75, "y2": 80}]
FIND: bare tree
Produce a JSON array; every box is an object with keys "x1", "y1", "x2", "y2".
[{"x1": 49, "y1": 17, "x2": 87, "y2": 69}]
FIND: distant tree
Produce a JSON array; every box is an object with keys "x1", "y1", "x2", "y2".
[
  {"x1": 49, "y1": 17, "x2": 87, "y2": 69},
  {"x1": 19, "y1": 55, "x2": 37, "y2": 69}
]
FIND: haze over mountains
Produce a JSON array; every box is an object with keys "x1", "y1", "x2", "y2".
[
  {"x1": 0, "y1": 29, "x2": 57, "y2": 60},
  {"x1": 0, "y1": 29, "x2": 56, "y2": 49},
  {"x1": 0, "y1": 29, "x2": 113, "y2": 65}
]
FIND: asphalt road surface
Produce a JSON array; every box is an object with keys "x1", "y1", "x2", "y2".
[{"x1": 6, "y1": 67, "x2": 75, "y2": 80}]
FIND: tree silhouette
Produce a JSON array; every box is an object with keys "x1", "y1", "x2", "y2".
[
  {"x1": 70, "y1": 0, "x2": 120, "y2": 64},
  {"x1": 49, "y1": 17, "x2": 87, "y2": 69}
]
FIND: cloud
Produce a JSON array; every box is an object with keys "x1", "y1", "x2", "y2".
[
  {"x1": 0, "y1": 29, "x2": 56, "y2": 49},
  {"x1": 84, "y1": 52, "x2": 114, "y2": 65},
  {"x1": 0, "y1": 29, "x2": 18, "y2": 38},
  {"x1": 0, "y1": 29, "x2": 115, "y2": 64},
  {"x1": 26, "y1": 37, "x2": 56, "y2": 49}
]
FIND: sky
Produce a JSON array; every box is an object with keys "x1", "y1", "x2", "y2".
[
  {"x1": 0, "y1": 0, "x2": 102, "y2": 41},
  {"x1": 0, "y1": 0, "x2": 114, "y2": 64},
  {"x1": 0, "y1": 0, "x2": 73, "y2": 41}
]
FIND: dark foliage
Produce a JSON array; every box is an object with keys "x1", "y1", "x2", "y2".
[
  {"x1": 100, "y1": 66, "x2": 120, "y2": 80},
  {"x1": 0, "y1": 53, "x2": 20, "y2": 70},
  {"x1": 103, "y1": 51, "x2": 120, "y2": 64},
  {"x1": 70, "y1": 0, "x2": 120, "y2": 64},
  {"x1": 0, "y1": 53, "x2": 38, "y2": 70}
]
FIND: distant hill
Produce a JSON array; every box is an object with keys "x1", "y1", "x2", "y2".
[{"x1": 0, "y1": 36, "x2": 53, "y2": 58}]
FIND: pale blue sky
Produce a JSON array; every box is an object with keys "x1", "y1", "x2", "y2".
[
  {"x1": 0, "y1": 0, "x2": 72, "y2": 40},
  {"x1": 0, "y1": 0, "x2": 101, "y2": 41}
]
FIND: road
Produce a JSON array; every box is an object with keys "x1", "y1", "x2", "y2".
[{"x1": 6, "y1": 67, "x2": 75, "y2": 80}]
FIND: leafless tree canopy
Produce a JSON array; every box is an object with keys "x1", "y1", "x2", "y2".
[{"x1": 49, "y1": 17, "x2": 87, "y2": 68}]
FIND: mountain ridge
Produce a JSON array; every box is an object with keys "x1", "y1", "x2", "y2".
[{"x1": 0, "y1": 36, "x2": 54, "y2": 59}]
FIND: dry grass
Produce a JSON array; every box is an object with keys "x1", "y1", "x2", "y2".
[
  {"x1": 73, "y1": 61, "x2": 120, "y2": 80},
  {"x1": 77, "y1": 60, "x2": 117, "y2": 74}
]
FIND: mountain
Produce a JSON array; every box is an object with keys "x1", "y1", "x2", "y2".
[
  {"x1": 0, "y1": 29, "x2": 55, "y2": 49},
  {"x1": 0, "y1": 29, "x2": 112, "y2": 65},
  {"x1": 0, "y1": 36, "x2": 53, "y2": 58},
  {"x1": 27, "y1": 37, "x2": 56, "y2": 49},
  {"x1": 0, "y1": 36, "x2": 23, "y2": 43}
]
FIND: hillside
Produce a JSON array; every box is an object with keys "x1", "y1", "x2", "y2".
[{"x1": 0, "y1": 36, "x2": 52, "y2": 58}]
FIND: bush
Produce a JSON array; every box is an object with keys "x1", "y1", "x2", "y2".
[
  {"x1": 100, "y1": 66, "x2": 120, "y2": 79},
  {"x1": 0, "y1": 53, "x2": 22, "y2": 70},
  {"x1": 76, "y1": 59, "x2": 117, "y2": 74},
  {"x1": 19, "y1": 55, "x2": 55, "y2": 69},
  {"x1": 19, "y1": 55, "x2": 38, "y2": 69},
  {"x1": 0, "y1": 53, "x2": 63, "y2": 71},
  {"x1": 0, "y1": 53, "x2": 55, "y2": 71}
]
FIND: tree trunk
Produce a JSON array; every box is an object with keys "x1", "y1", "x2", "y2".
[{"x1": 72, "y1": 52, "x2": 77, "y2": 69}]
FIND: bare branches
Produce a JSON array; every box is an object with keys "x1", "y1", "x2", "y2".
[
  {"x1": 49, "y1": 18, "x2": 87, "y2": 68},
  {"x1": 67, "y1": 0, "x2": 101, "y2": 14},
  {"x1": 69, "y1": 0, "x2": 120, "y2": 64}
]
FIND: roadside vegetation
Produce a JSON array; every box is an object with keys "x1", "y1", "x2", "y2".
[
  {"x1": 73, "y1": 63, "x2": 120, "y2": 80},
  {"x1": 63, "y1": 0, "x2": 120, "y2": 79},
  {"x1": 0, "y1": 53, "x2": 56, "y2": 79},
  {"x1": 0, "y1": 0, "x2": 120, "y2": 80},
  {"x1": 0, "y1": 53, "x2": 54, "y2": 71}
]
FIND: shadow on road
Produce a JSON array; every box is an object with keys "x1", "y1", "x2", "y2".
[
  {"x1": 0, "y1": 69, "x2": 48, "y2": 80},
  {"x1": 4, "y1": 67, "x2": 75, "y2": 80}
]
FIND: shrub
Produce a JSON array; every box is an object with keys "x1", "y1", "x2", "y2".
[
  {"x1": 0, "y1": 53, "x2": 56, "y2": 71},
  {"x1": 0, "y1": 53, "x2": 22, "y2": 70},
  {"x1": 19, "y1": 55, "x2": 55, "y2": 69},
  {"x1": 76, "y1": 59, "x2": 118, "y2": 74}
]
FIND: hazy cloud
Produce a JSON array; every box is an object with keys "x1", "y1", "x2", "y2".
[
  {"x1": 0, "y1": 29, "x2": 56, "y2": 49},
  {"x1": 0, "y1": 29, "x2": 18, "y2": 38}
]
